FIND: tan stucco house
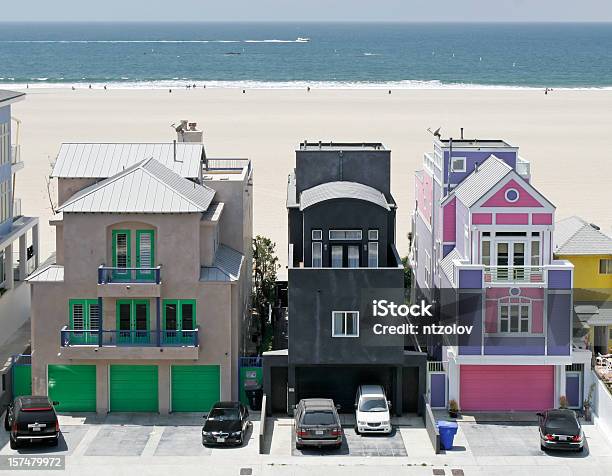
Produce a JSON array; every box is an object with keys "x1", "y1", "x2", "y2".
[{"x1": 27, "y1": 130, "x2": 253, "y2": 415}]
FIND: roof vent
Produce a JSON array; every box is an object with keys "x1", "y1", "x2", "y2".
[{"x1": 590, "y1": 223, "x2": 601, "y2": 230}]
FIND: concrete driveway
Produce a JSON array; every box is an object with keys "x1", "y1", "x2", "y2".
[
  {"x1": 0, "y1": 412, "x2": 260, "y2": 458},
  {"x1": 291, "y1": 425, "x2": 408, "y2": 457}
]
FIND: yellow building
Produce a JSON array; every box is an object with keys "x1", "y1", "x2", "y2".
[{"x1": 554, "y1": 216, "x2": 612, "y2": 354}]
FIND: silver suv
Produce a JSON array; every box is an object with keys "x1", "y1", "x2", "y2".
[{"x1": 294, "y1": 399, "x2": 342, "y2": 449}]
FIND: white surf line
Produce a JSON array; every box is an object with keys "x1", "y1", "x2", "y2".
[{"x1": 141, "y1": 426, "x2": 164, "y2": 457}]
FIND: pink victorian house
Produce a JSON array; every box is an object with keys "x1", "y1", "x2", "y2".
[{"x1": 410, "y1": 137, "x2": 592, "y2": 412}]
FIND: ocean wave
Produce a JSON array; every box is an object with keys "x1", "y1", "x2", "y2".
[
  {"x1": 0, "y1": 39, "x2": 308, "y2": 44},
  {"x1": 2, "y1": 78, "x2": 612, "y2": 91}
]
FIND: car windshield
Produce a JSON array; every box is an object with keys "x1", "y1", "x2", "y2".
[
  {"x1": 359, "y1": 397, "x2": 387, "y2": 412},
  {"x1": 545, "y1": 415, "x2": 579, "y2": 434},
  {"x1": 208, "y1": 408, "x2": 240, "y2": 421},
  {"x1": 302, "y1": 410, "x2": 336, "y2": 425}
]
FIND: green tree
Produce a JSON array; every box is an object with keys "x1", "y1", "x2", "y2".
[
  {"x1": 401, "y1": 255, "x2": 412, "y2": 303},
  {"x1": 252, "y1": 235, "x2": 280, "y2": 353}
]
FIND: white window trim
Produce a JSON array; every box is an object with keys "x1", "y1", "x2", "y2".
[
  {"x1": 497, "y1": 300, "x2": 532, "y2": 336},
  {"x1": 600, "y1": 258, "x2": 612, "y2": 275},
  {"x1": 332, "y1": 311, "x2": 359, "y2": 338},
  {"x1": 329, "y1": 230, "x2": 362, "y2": 241},
  {"x1": 368, "y1": 229, "x2": 379, "y2": 241},
  {"x1": 312, "y1": 229, "x2": 322, "y2": 241},
  {"x1": 450, "y1": 156, "x2": 466, "y2": 173}
]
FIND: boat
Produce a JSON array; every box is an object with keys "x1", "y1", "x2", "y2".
[{"x1": 296, "y1": 37, "x2": 310, "y2": 43}]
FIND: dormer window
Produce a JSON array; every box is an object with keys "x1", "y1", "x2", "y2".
[{"x1": 450, "y1": 157, "x2": 466, "y2": 172}]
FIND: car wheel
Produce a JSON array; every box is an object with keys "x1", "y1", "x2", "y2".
[
  {"x1": 295, "y1": 443, "x2": 303, "y2": 450},
  {"x1": 3, "y1": 413, "x2": 9, "y2": 431},
  {"x1": 9, "y1": 434, "x2": 19, "y2": 450},
  {"x1": 354, "y1": 425, "x2": 359, "y2": 435},
  {"x1": 334, "y1": 442, "x2": 342, "y2": 450},
  {"x1": 540, "y1": 444, "x2": 546, "y2": 451},
  {"x1": 577, "y1": 446, "x2": 584, "y2": 453},
  {"x1": 49, "y1": 436, "x2": 59, "y2": 447}
]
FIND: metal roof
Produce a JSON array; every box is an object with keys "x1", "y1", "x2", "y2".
[
  {"x1": 26, "y1": 265, "x2": 64, "y2": 282},
  {"x1": 57, "y1": 158, "x2": 215, "y2": 213},
  {"x1": 52, "y1": 143, "x2": 203, "y2": 179},
  {"x1": 299, "y1": 181, "x2": 389, "y2": 211},
  {"x1": 200, "y1": 245, "x2": 244, "y2": 282},
  {"x1": 202, "y1": 202, "x2": 224, "y2": 222},
  {"x1": 0, "y1": 89, "x2": 25, "y2": 105},
  {"x1": 554, "y1": 216, "x2": 612, "y2": 255},
  {"x1": 450, "y1": 155, "x2": 512, "y2": 207},
  {"x1": 440, "y1": 248, "x2": 461, "y2": 287}
]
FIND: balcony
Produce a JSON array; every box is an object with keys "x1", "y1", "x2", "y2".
[
  {"x1": 516, "y1": 156, "x2": 530, "y2": 180},
  {"x1": 59, "y1": 326, "x2": 200, "y2": 360},
  {"x1": 484, "y1": 266, "x2": 545, "y2": 285},
  {"x1": 97, "y1": 265, "x2": 162, "y2": 298}
]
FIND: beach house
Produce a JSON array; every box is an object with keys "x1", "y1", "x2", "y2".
[
  {"x1": 0, "y1": 90, "x2": 39, "y2": 347},
  {"x1": 554, "y1": 216, "x2": 612, "y2": 356},
  {"x1": 410, "y1": 136, "x2": 592, "y2": 412},
  {"x1": 263, "y1": 142, "x2": 427, "y2": 416},
  {"x1": 27, "y1": 125, "x2": 253, "y2": 414}
]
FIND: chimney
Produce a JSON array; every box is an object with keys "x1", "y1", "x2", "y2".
[
  {"x1": 176, "y1": 119, "x2": 203, "y2": 143},
  {"x1": 460, "y1": 127, "x2": 464, "y2": 139}
]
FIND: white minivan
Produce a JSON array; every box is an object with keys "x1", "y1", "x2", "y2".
[{"x1": 354, "y1": 384, "x2": 392, "y2": 435}]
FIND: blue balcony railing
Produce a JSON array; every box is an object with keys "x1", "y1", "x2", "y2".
[
  {"x1": 60, "y1": 326, "x2": 199, "y2": 348},
  {"x1": 98, "y1": 266, "x2": 162, "y2": 284}
]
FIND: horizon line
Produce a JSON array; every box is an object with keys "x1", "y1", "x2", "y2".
[{"x1": 1, "y1": 20, "x2": 612, "y2": 24}]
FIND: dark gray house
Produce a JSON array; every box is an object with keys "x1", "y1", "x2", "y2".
[{"x1": 263, "y1": 142, "x2": 427, "y2": 415}]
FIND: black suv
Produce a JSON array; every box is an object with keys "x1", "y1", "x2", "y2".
[
  {"x1": 4, "y1": 396, "x2": 60, "y2": 449},
  {"x1": 201, "y1": 401, "x2": 251, "y2": 446}
]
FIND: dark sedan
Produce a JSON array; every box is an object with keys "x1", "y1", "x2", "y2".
[
  {"x1": 201, "y1": 401, "x2": 251, "y2": 446},
  {"x1": 538, "y1": 409, "x2": 584, "y2": 452},
  {"x1": 4, "y1": 396, "x2": 60, "y2": 449}
]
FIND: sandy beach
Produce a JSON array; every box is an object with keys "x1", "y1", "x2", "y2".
[{"x1": 8, "y1": 87, "x2": 612, "y2": 267}]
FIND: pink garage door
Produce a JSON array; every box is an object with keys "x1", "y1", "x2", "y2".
[{"x1": 460, "y1": 365, "x2": 554, "y2": 411}]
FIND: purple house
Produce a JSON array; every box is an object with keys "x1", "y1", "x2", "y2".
[{"x1": 410, "y1": 137, "x2": 592, "y2": 412}]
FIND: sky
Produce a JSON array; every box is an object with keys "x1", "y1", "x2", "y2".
[{"x1": 2, "y1": 0, "x2": 612, "y2": 22}]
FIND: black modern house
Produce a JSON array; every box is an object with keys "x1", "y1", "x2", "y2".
[{"x1": 263, "y1": 142, "x2": 427, "y2": 415}]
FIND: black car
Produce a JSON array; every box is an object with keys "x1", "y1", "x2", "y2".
[
  {"x1": 538, "y1": 409, "x2": 584, "y2": 452},
  {"x1": 201, "y1": 401, "x2": 251, "y2": 446},
  {"x1": 4, "y1": 396, "x2": 60, "y2": 449}
]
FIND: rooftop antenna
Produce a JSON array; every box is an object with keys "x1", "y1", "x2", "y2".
[
  {"x1": 460, "y1": 127, "x2": 464, "y2": 140},
  {"x1": 427, "y1": 127, "x2": 442, "y2": 139}
]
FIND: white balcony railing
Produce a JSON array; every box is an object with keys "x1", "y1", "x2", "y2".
[
  {"x1": 516, "y1": 156, "x2": 530, "y2": 178},
  {"x1": 484, "y1": 266, "x2": 545, "y2": 284}
]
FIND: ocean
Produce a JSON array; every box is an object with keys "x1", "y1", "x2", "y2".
[{"x1": 0, "y1": 22, "x2": 611, "y2": 89}]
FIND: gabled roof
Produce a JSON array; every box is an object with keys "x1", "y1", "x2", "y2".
[
  {"x1": 57, "y1": 158, "x2": 215, "y2": 213},
  {"x1": 300, "y1": 181, "x2": 390, "y2": 211},
  {"x1": 554, "y1": 216, "x2": 612, "y2": 255},
  {"x1": 52, "y1": 143, "x2": 203, "y2": 179},
  {"x1": 447, "y1": 155, "x2": 513, "y2": 207},
  {"x1": 440, "y1": 248, "x2": 461, "y2": 287},
  {"x1": 0, "y1": 89, "x2": 25, "y2": 105},
  {"x1": 200, "y1": 245, "x2": 244, "y2": 282},
  {"x1": 26, "y1": 264, "x2": 64, "y2": 282}
]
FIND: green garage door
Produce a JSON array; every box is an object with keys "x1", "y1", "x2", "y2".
[
  {"x1": 48, "y1": 365, "x2": 96, "y2": 412},
  {"x1": 110, "y1": 365, "x2": 158, "y2": 412},
  {"x1": 171, "y1": 365, "x2": 220, "y2": 412}
]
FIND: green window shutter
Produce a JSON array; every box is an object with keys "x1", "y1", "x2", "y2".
[
  {"x1": 112, "y1": 230, "x2": 131, "y2": 280},
  {"x1": 136, "y1": 230, "x2": 155, "y2": 281}
]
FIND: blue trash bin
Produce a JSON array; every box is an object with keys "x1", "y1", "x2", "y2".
[{"x1": 437, "y1": 420, "x2": 458, "y2": 450}]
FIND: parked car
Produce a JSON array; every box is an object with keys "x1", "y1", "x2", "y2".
[
  {"x1": 538, "y1": 409, "x2": 584, "y2": 452},
  {"x1": 294, "y1": 398, "x2": 342, "y2": 450},
  {"x1": 201, "y1": 401, "x2": 251, "y2": 446},
  {"x1": 354, "y1": 384, "x2": 392, "y2": 435},
  {"x1": 3, "y1": 396, "x2": 60, "y2": 449}
]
